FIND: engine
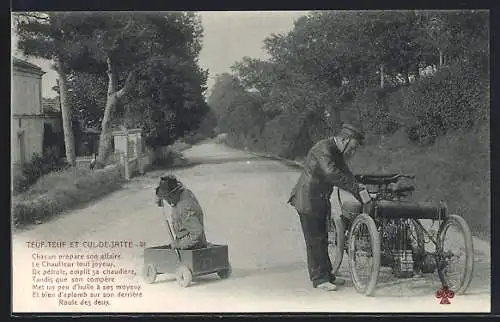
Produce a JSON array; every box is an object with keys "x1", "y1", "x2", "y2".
[{"x1": 379, "y1": 219, "x2": 417, "y2": 278}]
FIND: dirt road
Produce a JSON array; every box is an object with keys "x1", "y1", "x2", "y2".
[{"x1": 11, "y1": 142, "x2": 491, "y2": 313}]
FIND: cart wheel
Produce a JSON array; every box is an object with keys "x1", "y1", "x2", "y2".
[
  {"x1": 436, "y1": 214, "x2": 474, "y2": 295},
  {"x1": 348, "y1": 213, "x2": 381, "y2": 296},
  {"x1": 328, "y1": 214, "x2": 345, "y2": 275},
  {"x1": 217, "y1": 263, "x2": 232, "y2": 279},
  {"x1": 176, "y1": 265, "x2": 193, "y2": 288},
  {"x1": 142, "y1": 264, "x2": 157, "y2": 284}
]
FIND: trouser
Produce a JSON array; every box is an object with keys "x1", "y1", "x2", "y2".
[{"x1": 298, "y1": 211, "x2": 337, "y2": 287}]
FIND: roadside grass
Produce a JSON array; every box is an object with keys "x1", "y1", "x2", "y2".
[
  {"x1": 12, "y1": 165, "x2": 125, "y2": 229},
  {"x1": 351, "y1": 122, "x2": 490, "y2": 239},
  {"x1": 11, "y1": 135, "x2": 207, "y2": 230}
]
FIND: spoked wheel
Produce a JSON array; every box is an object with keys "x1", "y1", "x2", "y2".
[
  {"x1": 409, "y1": 219, "x2": 426, "y2": 272},
  {"x1": 328, "y1": 214, "x2": 345, "y2": 275},
  {"x1": 436, "y1": 214, "x2": 474, "y2": 295},
  {"x1": 348, "y1": 213, "x2": 381, "y2": 296}
]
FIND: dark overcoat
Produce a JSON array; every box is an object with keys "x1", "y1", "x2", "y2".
[{"x1": 288, "y1": 137, "x2": 361, "y2": 216}]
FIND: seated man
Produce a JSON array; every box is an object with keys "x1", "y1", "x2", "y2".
[{"x1": 155, "y1": 174, "x2": 208, "y2": 250}]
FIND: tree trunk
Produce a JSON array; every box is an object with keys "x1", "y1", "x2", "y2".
[
  {"x1": 95, "y1": 93, "x2": 117, "y2": 167},
  {"x1": 122, "y1": 124, "x2": 130, "y2": 180},
  {"x1": 380, "y1": 64, "x2": 385, "y2": 88},
  {"x1": 54, "y1": 58, "x2": 76, "y2": 166},
  {"x1": 95, "y1": 57, "x2": 135, "y2": 168}
]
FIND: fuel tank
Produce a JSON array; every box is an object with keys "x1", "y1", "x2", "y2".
[{"x1": 375, "y1": 200, "x2": 447, "y2": 220}]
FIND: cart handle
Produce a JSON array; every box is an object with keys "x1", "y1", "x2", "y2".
[{"x1": 161, "y1": 204, "x2": 182, "y2": 261}]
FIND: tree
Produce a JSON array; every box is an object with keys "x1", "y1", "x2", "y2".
[
  {"x1": 56, "y1": 12, "x2": 208, "y2": 155},
  {"x1": 57, "y1": 12, "x2": 206, "y2": 167},
  {"x1": 14, "y1": 12, "x2": 78, "y2": 165},
  {"x1": 123, "y1": 55, "x2": 209, "y2": 147}
]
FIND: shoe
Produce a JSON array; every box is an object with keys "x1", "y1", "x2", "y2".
[
  {"x1": 331, "y1": 277, "x2": 345, "y2": 286},
  {"x1": 315, "y1": 282, "x2": 337, "y2": 291}
]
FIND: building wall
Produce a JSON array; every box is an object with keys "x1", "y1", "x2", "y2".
[
  {"x1": 11, "y1": 117, "x2": 44, "y2": 165},
  {"x1": 12, "y1": 69, "x2": 43, "y2": 115},
  {"x1": 11, "y1": 61, "x2": 61, "y2": 166},
  {"x1": 11, "y1": 116, "x2": 62, "y2": 165}
]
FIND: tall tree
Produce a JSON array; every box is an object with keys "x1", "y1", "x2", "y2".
[
  {"x1": 59, "y1": 11, "x2": 206, "y2": 167},
  {"x1": 14, "y1": 12, "x2": 78, "y2": 165}
]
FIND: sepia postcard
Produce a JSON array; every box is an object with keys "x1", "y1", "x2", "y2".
[{"x1": 11, "y1": 10, "x2": 491, "y2": 313}]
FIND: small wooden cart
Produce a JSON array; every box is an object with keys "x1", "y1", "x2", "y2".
[{"x1": 142, "y1": 243, "x2": 232, "y2": 287}]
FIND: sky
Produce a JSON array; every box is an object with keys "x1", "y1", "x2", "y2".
[{"x1": 11, "y1": 11, "x2": 308, "y2": 98}]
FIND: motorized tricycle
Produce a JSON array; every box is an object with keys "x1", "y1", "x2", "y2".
[{"x1": 327, "y1": 173, "x2": 474, "y2": 297}]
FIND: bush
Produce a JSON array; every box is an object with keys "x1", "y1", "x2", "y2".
[
  {"x1": 12, "y1": 150, "x2": 69, "y2": 194},
  {"x1": 353, "y1": 87, "x2": 402, "y2": 136},
  {"x1": 179, "y1": 131, "x2": 210, "y2": 145},
  {"x1": 401, "y1": 62, "x2": 488, "y2": 145},
  {"x1": 12, "y1": 165, "x2": 124, "y2": 228},
  {"x1": 152, "y1": 142, "x2": 189, "y2": 168},
  {"x1": 254, "y1": 109, "x2": 330, "y2": 159},
  {"x1": 214, "y1": 133, "x2": 228, "y2": 144}
]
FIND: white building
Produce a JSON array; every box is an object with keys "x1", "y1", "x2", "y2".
[{"x1": 11, "y1": 57, "x2": 62, "y2": 167}]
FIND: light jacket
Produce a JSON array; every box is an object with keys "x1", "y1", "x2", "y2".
[
  {"x1": 288, "y1": 137, "x2": 361, "y2": 216},
  {"x1": 170, "y1": 188, "x2": 208, "y2": 249}
]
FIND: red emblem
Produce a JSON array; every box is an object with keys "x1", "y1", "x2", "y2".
[{"x1": 436, "y1": 286, "x2": 455, "y2": 304}]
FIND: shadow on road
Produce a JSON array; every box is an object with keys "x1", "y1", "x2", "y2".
[
  {"x1": 146, "y1": 156, "x2": 284, "y2": 174},
  {"x1": 146, "y1": 261, "x2": 307, "y2": 288},
  {"x1": 179, "y1": 156, "x2": 264, "y2": 168}
]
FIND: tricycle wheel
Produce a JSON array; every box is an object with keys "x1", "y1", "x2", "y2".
[
  {"x1": 348, "y1": 213, "x2": 381, "y2": 296},
  {"x1": 142, "y1": 264, "x2": 157, "y2": 284},
  {"x1": 328, "y1": 214, "x2": 345, "y2": 275},
  {"x1": 436, "y1": 214, "x2": 474, "y2": 295},
  {"x1": 410, "y1": 219, "x2": 426, "y2": 272},
  {"x1": 217, "y1": 263, "x2": 232, "y2": 279},
  {"x1": 176, "y1": 265, "x2": 193, "y2": 288}
]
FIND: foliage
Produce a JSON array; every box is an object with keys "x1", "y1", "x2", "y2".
[
  {"x1": 122, "y1": 55, "x2": 209, "y2": 147},
  {"x1": 12, "y1": 151, "x2": 69, "y2": 194},
  {"x1": 12, "y1": 165, "x2": 124, "y2": 228},
  {"x1": 209, "y1": 10, "x2": 489, "y2": 159},
  {"x1": 15, "y1": 12, "x2": 210, "y2": 165},
  {"x1": 252, "y1": 109, "x2": 330, "y2": 159},
  {"x1": 401, "y1": 62, "x2": 488, "y2": 144},
  {"x1": 14, "y1": 12, "x2": 79, "y2": 164},
  {"x1": 46, "y1": 12, "x2": 211, "y2": 152},
  {"x1": 67, "y1": 72, "x2": 108, "y2": 129}
]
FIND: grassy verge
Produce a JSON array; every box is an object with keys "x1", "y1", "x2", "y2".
[
  {"x1": 12, "y1": 165, "x2": 125, "y2": 229},
  {"x1": 351, "y1": 123, "x2": 490, "y2": 240}
]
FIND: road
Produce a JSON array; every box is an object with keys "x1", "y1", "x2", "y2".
[{"x1": 11, "y1": 141, "x2": 491, "y2": 313}]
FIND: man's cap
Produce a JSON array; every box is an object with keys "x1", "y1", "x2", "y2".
[{"x1": 340, "y1": 123, "x2": 365, "y2": 144}]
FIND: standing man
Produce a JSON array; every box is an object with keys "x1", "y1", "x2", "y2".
[
  {"x1": 155, "y1": 174, "x2": 208, "y2": 250},
  {"x1": 288, "y1": 123, "x2": 366, "y2": 291}
]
